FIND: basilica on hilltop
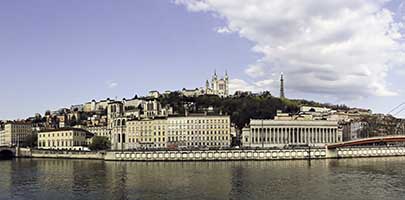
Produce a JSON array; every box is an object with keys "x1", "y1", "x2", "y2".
[{"x1": 181, "y1": 71, "x2": 229, "y2": 97}]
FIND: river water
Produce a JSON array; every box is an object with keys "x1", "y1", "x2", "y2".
[{"x1": 1, "y1": 158, "x2": 405, "y2": 200}]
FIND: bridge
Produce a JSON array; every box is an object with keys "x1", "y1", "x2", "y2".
[
  {"x1": 327, "y1": 135, "x2": 405, "y2": 149},
  {"x1": 0, "y1": 146, "x2": 16, "y2": 160}
]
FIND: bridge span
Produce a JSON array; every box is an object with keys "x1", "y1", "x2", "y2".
[
  {"x1": 327, "y1": 135, "x2": 405, "y2": 149},
  {"x1": 0, "y1": 146, "x2": 16, "y2": 159}
]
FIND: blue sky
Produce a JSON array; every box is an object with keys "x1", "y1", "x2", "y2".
[{"x1": 1, "y1": 0, "x2": 405, "y2": 120}]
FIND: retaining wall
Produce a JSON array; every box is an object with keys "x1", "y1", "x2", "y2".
[
  {"x1": 21, "y1": 146, "x2": 405, "y2": 161},
  {"x1": 30, "y1": 150, "x2": 104, "y2": 160},
  {"x1": 336, "y1": 147, "x2": 405, "y2": 158},
  {"x1": 104, "y1": 149, "x2": 327, "y2": 161}
]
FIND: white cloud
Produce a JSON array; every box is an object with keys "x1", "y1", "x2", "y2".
[
  {"x1": 229, "y1": 78, "x2": 275, "y2": 94},
  {"x1": 106, "y1": 80, "x2": 118, "y2": 89},
  {"x1": 229, "y1": 79, "x2": 262, "y2": 93},
  {"x1": 216, "y1": 27, "x2": 232, "y2": 33},
  {"x1": 245, "y1": 64, "x2": 266, "y2": 78},
  {"x1": 255, "y1": 79, "x2": 275, "y2": 87},
  {"x1": 176, "y1": 0, "x2": 405, "y2": 99}
]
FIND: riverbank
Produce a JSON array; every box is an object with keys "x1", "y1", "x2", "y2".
[{"x1": 16, "y1": 146, "x2": 405, "y2": 161}]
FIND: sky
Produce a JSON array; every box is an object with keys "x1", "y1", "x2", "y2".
[{"x1": 0, "y1": 0, "x2": 405, "y2": 120}]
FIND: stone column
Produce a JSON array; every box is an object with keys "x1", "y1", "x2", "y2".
[
  {"x1": 328, "y1": 128, "x2": 333, "y2": 143},
  {"x1": 322, "y1": 128, "x2": 326, "y2": 144},
  {"x1": 270, "y1": 128, "x2": 273, "y2": 144}
]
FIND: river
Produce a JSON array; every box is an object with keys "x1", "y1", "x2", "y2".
[{"x1": 1, "y1": 158, "x2": 405, "y2": 200}]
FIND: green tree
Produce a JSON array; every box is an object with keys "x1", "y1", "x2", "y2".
[
  {"x1": 23, "y1": 133, "x2": 38, "y2": 148},
  {"x1": 89, "y1": 136, "x2": 111, "y2": 151}
]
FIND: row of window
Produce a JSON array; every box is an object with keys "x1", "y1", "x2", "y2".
[
  {"x1": 38, "y1": 140, "x2": 87, "y2": 147},
  {"x1": 168, "y1": 119, "x2": 229, "y2": 124},
  {"x1": 128, "y1": 132, "x2": 165, "y2": 136},
  {"x1": 251, "y1": 127, "x2": 338, "y2": 133},
  {"x1": 169, "y1": 142, "x2": 229, "y2": 146},
  {"x1": 38, "y1": 132, "x2": 86, "y2": 138},
  {"x1": 128, "y1": 138, "x2": 166, "y2": 143},
  {"x1": 168, "y1": 125, "x2": 228, "y2": 129},
  {"x1": 168, "y1": 136, "x2": 229, "y2": 142},
  {"x1": 249, "y1": 131, "x2": 339, "y2": 144},
  {"x1": 127, "y1": 125, "x2": 228, "y2": 131},
  {"x1": 167, "y1": 130, "x2": 229, "y2": 136}
]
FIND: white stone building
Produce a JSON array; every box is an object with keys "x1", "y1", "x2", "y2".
[
  {"x1": 166, "y1": 114, "x2": 231, "y2": 149},
  {"x1": 0, "y1": 129, "x2": 5, "y2": 146},
  {"x1": 37, "y1": 128, "x2": 93, "y2": 150},
  {"x1": 242, "y1": 119, "x2": 342, "y2": 148},
  {"x1": 86, "y1": 126, "x2": 111, "y2": 138},
  {"x1": 126, "y1": 118, "x2": 167, "y2": 149},
  {"x1": 3, "y1": 122, "x2": 33, "y2": 146},
  {"x1": 110, "y1": 114, "x2": 232, "y2": 150}
]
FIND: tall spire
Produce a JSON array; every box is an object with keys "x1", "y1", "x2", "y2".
[{"x1": 280, "y1": 72, "x2": 285, "y2": 98}]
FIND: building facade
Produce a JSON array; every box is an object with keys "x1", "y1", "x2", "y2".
[
  {"x1": 37, "y1": 128, "x2": 93, "y2": 150},
  {"x1": 126, "y1": 118, "x2": 167, "y2": 149},
  {"x1": 110, "y1": 117, "x2": 127, "y2": 150},
  {"x1": 242, "y1": 119, "x2": 342, "y2": 148},
  {"x1": 3, "y1": 122, "x2": 33, "y2": 146},
  {"x1": 342, "y1": 121, "x2": 367, "y2": 141},
  {"x1": 166, "y1": 115, "x2": 231, "y2": 149},
  {"x1": 86, "y1": 126, "x2": 111, "y2": 138},
  {"x1": 0, "y1": 129, "x2": 5, "y2": 146}
]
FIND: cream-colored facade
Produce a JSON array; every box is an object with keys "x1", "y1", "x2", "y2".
[
  {"x1": 110, "y1": 114, "x2": 232, "y2": 150},
  {"x1": 242, "y1": 119, "x2": 342, "y2": 148},
  {"x1": 87, "y1": 126, "x2": 110, "y2": 138},
  {"x1": 126, "y1": 118, "x2": 167, "y2": 149},
  {"x1": 110, "y1": 117, "x2": 127, "y2": 150},
  {"x1": 3, "y1": 123, "x2": 33, "y2": 146},
  {"x1": 38, "y1": 128, "x2": 93, "y2": 150},
  {"x1": 0, "y1": 129, "x2": 5, "y2": 146},
  {"x1": 166, "y1": 115, "x2": 231, "y2": 148}
]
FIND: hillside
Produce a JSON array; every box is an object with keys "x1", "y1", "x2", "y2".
[{"x1": 158, "y1": 91, "x2": 353, "y2": 129}]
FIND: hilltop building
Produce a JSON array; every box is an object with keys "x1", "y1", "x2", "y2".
[
  {"x1": 181, "y1": 71, "x2": 229, "y2": 97},
  {"x1": 204, "y1": 71, "x2": 229, "y2": 97}
]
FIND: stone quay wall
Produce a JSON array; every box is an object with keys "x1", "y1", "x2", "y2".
[
  {"x1": 104, "y1": 149, "x2": 327, "y2": 161},
  {"x1": 334, "y1": 147, "x2": 405, "y2": 158},
  {"x1": 30, "y1": 149, "x2": 105, "y2": 160},
  {"x1": 22, "y1": 146, "x2": 405, "y2": 161}
]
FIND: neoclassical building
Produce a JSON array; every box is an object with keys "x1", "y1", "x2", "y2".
[{"x1": 242, "y1": 119, "x2": 342, "y2": 148}]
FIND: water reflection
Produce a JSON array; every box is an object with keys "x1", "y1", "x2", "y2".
[{"x1": 1, "y1": 158, "x2": 405, "y2": 200}]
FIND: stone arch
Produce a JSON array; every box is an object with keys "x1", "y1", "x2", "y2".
[{"x1": 0, "y1": 149, "x2": 14, "y2": 160}]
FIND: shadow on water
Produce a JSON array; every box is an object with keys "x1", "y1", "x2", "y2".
[{"x1": 0, "y1": 150, "x2": 14, "y2": 160}]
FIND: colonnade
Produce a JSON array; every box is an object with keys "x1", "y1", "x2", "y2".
[{"x1": 250, "y1": 127, "x2": 340, "y2": 145}]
